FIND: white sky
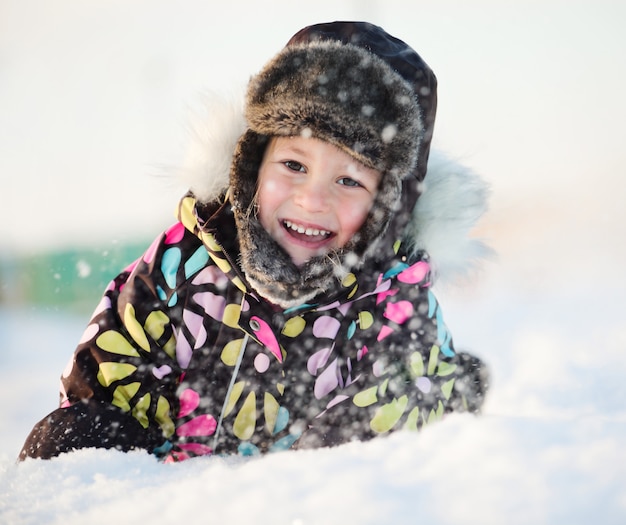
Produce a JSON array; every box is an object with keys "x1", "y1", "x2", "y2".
[{"x1": 1, "y1": 0, "x2": 625, "y2": 292}]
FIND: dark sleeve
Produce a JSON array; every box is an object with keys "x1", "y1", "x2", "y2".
[
  {"x1": 18, "y1": 399, "x2": 165, "y2": 460},
  {"x1": 18, "y1": 228, "x2": 192, "y2": 460},
  {"x1": 369, "y1": 286, "x2": 489, "y2": 423},
  {"x1": 295, "y1": 284, "x2": 489, "y2": 450}
]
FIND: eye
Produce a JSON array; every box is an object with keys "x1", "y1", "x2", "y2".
[
  {"x1": 284, "y1": 160, "x2": 306, "y2": 173},
  {"x1": 337, "y1": 177, "x2": 362, "y2": 188}
]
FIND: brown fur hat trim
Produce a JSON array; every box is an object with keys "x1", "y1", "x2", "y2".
[
  {"x1": 230, "y1": 26, "x2": 435, "y2": 307},
  {"x1": 245, "y1": 40, "x2": 422, "y2": 179}
]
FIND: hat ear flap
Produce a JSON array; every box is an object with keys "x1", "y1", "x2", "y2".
[{"x1": 229, "y1": 130, "x2": 270, "y2": 215}]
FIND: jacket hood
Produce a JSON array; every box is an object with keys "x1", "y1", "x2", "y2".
[
  {"x1": 287, "y1": 21, "x2": 437, "y2": 183},
  {"x1": 179, "y1": 22, "x2": 489, "y2": 305},
  {"x1": 179, "y1": 90, "x2": 491, "y2": 288}
]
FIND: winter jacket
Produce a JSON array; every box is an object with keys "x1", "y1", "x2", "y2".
[
  {"x1": 19, "y1": 150, "x2": 489, "y2": 461},
  {"x1": 20, "y1": 22, "x2": 490, "y2": 460}
]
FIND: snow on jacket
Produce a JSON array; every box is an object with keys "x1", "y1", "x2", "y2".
[
  {"x1": 19, "y1": 147, "x2": 490, "y2": 461},
  {"x1": 21, "y1": 22, "x2": 491, "y2": 458}
]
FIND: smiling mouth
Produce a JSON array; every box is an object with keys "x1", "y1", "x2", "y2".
[{"x1": 282, "y1": 220, "x2": 333, "y2": 243}]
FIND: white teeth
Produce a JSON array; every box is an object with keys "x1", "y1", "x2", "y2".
[{"x1": 284, "y1": 220, "x2": 330, "y2": 237}]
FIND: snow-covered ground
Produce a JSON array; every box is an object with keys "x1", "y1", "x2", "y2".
[
  {"x1": 2, "y1": 260, "x2": 625, "y2": 524},
  {"x1": 2, "y1": 1, "x2": 626, "y2": 523}
]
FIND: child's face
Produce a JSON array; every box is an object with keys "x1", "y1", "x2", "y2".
[{"x1": 257, "y1": 136, "x2": 381, "y2": 266}]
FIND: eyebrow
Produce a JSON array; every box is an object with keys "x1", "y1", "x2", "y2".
[
  {"x1": 273, "y1": 142, "x2": 309, "y2": 158},
  {"x1": 272, "y1": 139, "x2": 381, "y2": 181}
]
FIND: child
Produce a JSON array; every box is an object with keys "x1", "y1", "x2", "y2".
[{"x1": 20, "y1": 21, "x2": 489, "y2": 461}]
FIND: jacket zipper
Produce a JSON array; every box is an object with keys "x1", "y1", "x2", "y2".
[{"x1": 211, "y1": 332, "x2": 250, "y2": 453}]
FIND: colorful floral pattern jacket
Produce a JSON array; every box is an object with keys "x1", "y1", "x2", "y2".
[{"x1": 20, "y1": 191, "x2": 487, "y2": 461}]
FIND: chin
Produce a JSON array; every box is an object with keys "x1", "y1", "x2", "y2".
[{"x1": 290, "y1": 254, "x2": 315, "y2": 267}]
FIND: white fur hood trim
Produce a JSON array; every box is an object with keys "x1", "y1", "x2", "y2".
[
  {"x1": 407, "y1": 150, "x2": 492, "y2": 283},
  {"x1": 178, "y1": 89, "x2": 247, "y2": 203},
  {"x1": 178, "y1": 91, "x2": 492, "y2": 284}
]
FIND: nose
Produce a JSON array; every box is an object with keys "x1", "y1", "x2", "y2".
[{"x1": 294, "y1": 175, "x2": 330, "y2": 213}]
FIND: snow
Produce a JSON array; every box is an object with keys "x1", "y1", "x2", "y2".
[
  {"x1": 3, "y1": 417, "x2": 623, "y2": 525},
  {"x1": 2, "y1": 0, "x2": 626, "y2": 523},
  {"x1": 2, "y1": 262, "x2": 626, "y2": 524}
]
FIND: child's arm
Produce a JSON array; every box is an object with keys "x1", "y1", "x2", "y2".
[
  {"x1": 18, "y1": 398, "x2": 165, "y2": 460},
  {"x1": 295, "y1": 282, "x2": 488, "y2": 449},
  {"x1": 19, "y1": 226, "x2": 196, "y2": 460},
  {"x1": 376, "y1": 288, "x2": 489, "y2": 427}
]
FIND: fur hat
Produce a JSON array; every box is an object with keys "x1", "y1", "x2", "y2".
[
  {"x1": 244, "y1": 40, "x2": 421, "y2": 177},
  {"x1": 228, "y1": 22, "x2": 439, "y2": 307}
]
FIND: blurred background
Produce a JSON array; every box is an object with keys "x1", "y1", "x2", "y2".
[
  {"x1": 2, "y1": 0, "x2": 625, "y2": 302},
  {"x1": 1, "y1": 0, "x2": 625, "y2": 452}
]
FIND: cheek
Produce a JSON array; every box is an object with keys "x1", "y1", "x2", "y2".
[
  {"x1": 337, "y1": 199, "x2": 374, "y2": 245},
  {"x1": 257, "y1": 179, "x2": 283, "y2": 228}
]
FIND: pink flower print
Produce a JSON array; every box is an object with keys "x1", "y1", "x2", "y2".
[
  {"x1": 326, "y1": 395, "x2": 349, "y2": 409},
  {"x1": 152, "y1": 365, "x2": 172, "y2": 379},
  {"x1": 176, "y1": 415, "x2": 217, "y2": 437},
  {"x1": 348, "y1": 275, "x2": 393, "y2": 304},
  {"x1": 376, "y1": 286, "x2": 398, "y2": 305},
  {"x1": 397, "y1": 261, "x2": 430, "y2": 284},
  {"x1": 78, "y1": 323, "x2": 100, "y2": 345},
  {"x1": 182, "y1": 308, "x2": 208, "y2": 350},
  {"x1": 383, "y1": 300, "x2": 414, "y2": 325},
  {"x1": 176, "y1": 331, "x2": 193, "y2": 369},
  {"x1": 314, "y1": 358, "x2": 340, "y2": 399},
  {"x1": 316, "y1": 300, "x2": 341, "y2": 312},
  {"x1": 377, "y1": 325, "x2": 393, "y2": 341},
  {"x1": 176, "y1": 390, "x2": 217, "y2": 438},
  {"x1": 250, "y1": 316, "x2": 283, "y2": 362},
  {"x1": 164, "y1": 222, "x2": 185, "y2": 245},
  {"x1": 340, "y1": 357, "x2": 361, "y2": 388},
  {"x1": 312, "y1": 316, "x2": 341, "y2": 339},
  {"x1": 178, "y1": 388, "x2": 200, "y2": 418},
  {"x1": 307, "y1": 346, "x2": 333, "y2": 376},
  {"x1": 191, "y1": 265, "x2": 228, "y2": 288},
  {"x1": 254, "y1": 353, "x2": 270, "y2": 373},
  {"x1": 183, "y1": 309, "x2": 204, "y2": 340},
  {"x1": 336, "y1": 302, "x2": 352, "y2": 316},
  {"x1": 192, "y1": 291, "x2": 226, "y2": 321}
]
